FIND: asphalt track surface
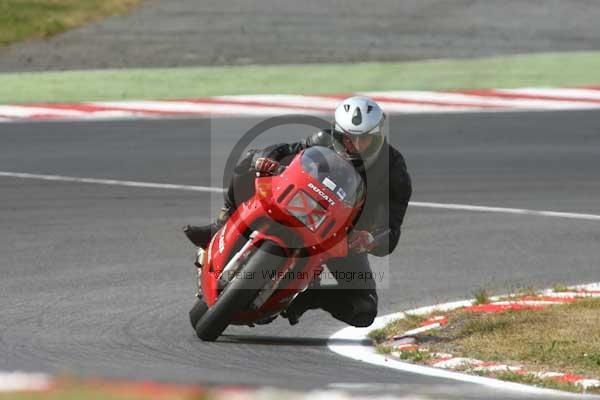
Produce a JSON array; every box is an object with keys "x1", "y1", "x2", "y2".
[
  {"x1": 2, "y1": 0, "x2": 600, "y2": 71},
  {"x1": 1, "y1": 111, "x2": 600, "y2": 399}
]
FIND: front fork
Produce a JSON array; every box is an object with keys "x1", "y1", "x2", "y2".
[
  {"x1": 194, "y1": 247, "x2": 207, "y2": 297},
  {"x1": 193, "y1": 230, "x2": 290, "y2": 301}
]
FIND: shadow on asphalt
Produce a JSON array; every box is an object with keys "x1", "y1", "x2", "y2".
[{"x1": 219, "y1": 335, "x2": 369, "y2": 346}]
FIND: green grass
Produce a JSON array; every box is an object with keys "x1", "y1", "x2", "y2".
[
  {"x1": 2, "y1": 52, "x2": 600, "y2": 104},
  {"x1": 368, "y1": 314, "x2": 425, "y2": 344},
  {"x1": 375, "y1": 344, "x2": 393, "y2": 355},
  {"x1": 398, "y1": 349, "x2": 432, "y2": 363},
  {"x1": 472, "y1": 288, "x2": 491, "y2": 305},
  {"x1": 0, "y1": 0, "x2": 142, "y2": 47}
]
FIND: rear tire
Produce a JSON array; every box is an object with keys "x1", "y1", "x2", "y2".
[{"x1": 194, "y1": 241, "x2": 285, "y2": 341}]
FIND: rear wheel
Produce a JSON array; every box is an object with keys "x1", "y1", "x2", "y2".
[{"x1": 194, "y1": 241, "x2": 285, "y2": 341}]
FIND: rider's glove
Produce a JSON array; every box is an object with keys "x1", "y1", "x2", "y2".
[
  {"x1": 254, "y1": 157, "x2": 280, "y2": 174},
  {"x1": 348, "y1": 230, "x2": 376, "y2": 254}
]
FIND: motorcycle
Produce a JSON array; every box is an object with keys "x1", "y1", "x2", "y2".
[{"x1": 189, "y1": 146, "x2": 366, "y2": 341}]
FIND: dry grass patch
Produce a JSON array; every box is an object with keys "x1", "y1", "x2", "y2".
[
  {"x1": 0, "y1": 0, "x2": 143, "y2": 47},
  {"x1": 515, "y1": 286, "x2": 539, "y2": 296},
  {"x1": 452, "y1": 299, "x2": 600, "y2": 376},
  {"x1": 0, "y1": 380, "x2": 206, "y2": 400},
  {"x1": 0, "y1": 387, "x2": 142, "y2": 400},
  {"x1": 484, "y1": 371, "x2": 584, "y2": 393},
  {"x1": 552, "y1": 283, "x2": 570, "y2": 293},
  {"x1": 371, "y1": 297, "x2": 600, "y2": 393}
]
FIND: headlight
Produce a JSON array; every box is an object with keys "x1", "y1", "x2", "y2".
[{"x1": 286, "y1": 191, "x2": 327, "y2": 232}]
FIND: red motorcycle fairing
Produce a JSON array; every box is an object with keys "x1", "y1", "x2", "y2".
[{"x1": 199, "y1": 147, "x2": 364, "y2": 326}]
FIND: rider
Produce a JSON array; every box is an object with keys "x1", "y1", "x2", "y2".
[{"x1": 184, "y1": 96, "x2": 412, "y2": 327}]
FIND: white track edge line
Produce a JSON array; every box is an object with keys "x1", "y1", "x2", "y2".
[
  {"x1": 411, "y1": 201, "x2": 600, "y2": 221},
  {"x1": 0, "y1": 172, "x2": 220, "y2": 193},
  {"x1": 1, "y1": 171, "x2": 600, "y2": 222},
  {"x1": 328, "y1": 282, "x2": 600, "y2": 398}
]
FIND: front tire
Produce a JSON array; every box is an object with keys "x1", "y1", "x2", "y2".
[
  {"x1": 194, "y1": 241, "x2": 285, "y2": 341},
  {"x1": 189, "y1": 296, "x2": 208, "y2": 329}
]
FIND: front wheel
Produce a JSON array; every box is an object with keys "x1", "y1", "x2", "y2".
[
  {"x1": 189, "y1": 296, "x2": 208, "y2": 329},
  {"x1": 194, "y1": 241, "x2": 285, "y2": 341}
]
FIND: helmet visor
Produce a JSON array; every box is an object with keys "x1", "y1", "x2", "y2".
[{"x1": 332, "y1": 122, "x2": 385, "y2": 168}]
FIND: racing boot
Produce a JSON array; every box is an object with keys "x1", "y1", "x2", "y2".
[
  {"x1": 281, "y1": 290, "x2": 321, "y2": 325},
  {"x1": 281, "y1": 279, "x2": 322, "y2": 325},
  {"x1": 183, "y1": 224, "x2": 217, "y2": 248},
  {"x1": 183, "y1": 207, "x2": 231, "y2": 248}
]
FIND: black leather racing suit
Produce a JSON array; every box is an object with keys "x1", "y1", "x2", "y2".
[{"x1": 225, "y1": 130, "x2": 412, "y2": 327}]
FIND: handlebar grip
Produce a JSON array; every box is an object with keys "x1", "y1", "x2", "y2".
[{"x1": 251, "y1": 164, "x2": 287, "y2": 177}]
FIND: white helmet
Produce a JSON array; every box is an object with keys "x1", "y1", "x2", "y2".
[{"x1": 332, "y1": 96, "x2": 386, "y2": 169}]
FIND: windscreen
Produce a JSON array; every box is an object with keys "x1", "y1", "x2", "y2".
[{"x1": 300, "y1": 146, "x2": 364, "y2": 207}]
